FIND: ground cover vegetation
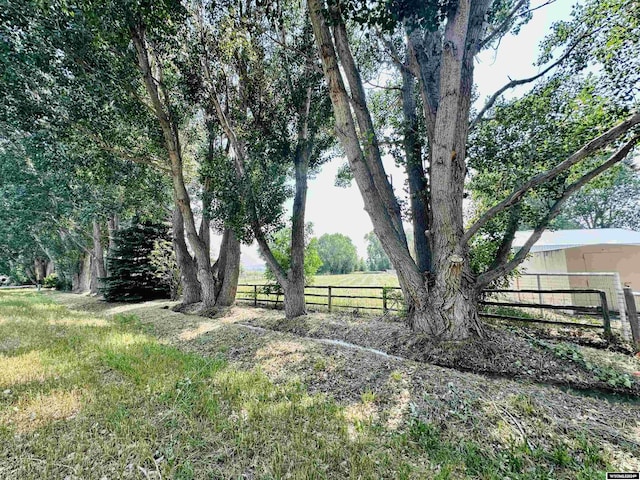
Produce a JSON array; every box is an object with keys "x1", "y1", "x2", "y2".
[{"x1": 2, "y1": 290, "x2": 639, "y2": 479}]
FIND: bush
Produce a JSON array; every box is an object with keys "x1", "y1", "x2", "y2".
[{"x1": 42, "y1": 273, "x2": 71, "y2": 290}]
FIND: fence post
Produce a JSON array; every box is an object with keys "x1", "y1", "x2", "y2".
[
  {"x1": 536, "y1": 274, "x2": 543, "y2": 315},
  {"x1": 382, "y1": 288, "x2": 387, "y2": 313},
  {"x1": 253, "y1": 285, "x2": 257, "y2": 307},
  {"x1": 598, "y1": 291, "x2": 612, "y2": 341},
  {"x1": 328, "y1": 286, "x2": 332, "y2": 313},
  {"x1": 623, "y1": 287, "x2": 640, "y2": 350}
]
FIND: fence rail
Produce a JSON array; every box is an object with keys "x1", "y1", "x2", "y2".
[{"x1": 236, "y1": 283, "x2": 613, "y2": 337}]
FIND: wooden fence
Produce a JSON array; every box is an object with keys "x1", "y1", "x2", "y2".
[{"x1": 236, "y1": 283, "x2": 614, "y2": 337}]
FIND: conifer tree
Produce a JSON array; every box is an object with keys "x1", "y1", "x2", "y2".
[{"x1": 101, "y1": 221, "x2": 172, "y2": 302}]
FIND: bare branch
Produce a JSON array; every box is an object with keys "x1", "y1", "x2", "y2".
[
  {"x1": 479, "y1": 0, "x2": 528, "y2": 50},
  {"x1": 463, "y1": 112, "x2": 640, "y2": 247},
  {"x1": 471, "y1": 28, "x2": 599, "y2": 129},
  {"x1": 477, "y1": 135, "x2": 640, "y2": 287}
]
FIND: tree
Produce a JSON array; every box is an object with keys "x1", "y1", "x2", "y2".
[
  {"x1": 365, "y1": 232, "x2": 391, "y2": 272},
  {"x1": 101, "y1": 220, "x2": 173, "y2": 302},
  {"x1": 191, "y1": 0, "x2": 334, "y2": 318},
  {"x1": 554, "y1": 164, "x2": 640, "y2": 230},
  {"x1": 307, "y1": 0, "x2": 640, "y2": 339},
  {"x1": 317, "y1": 233, "x2": 358, "y2": 274},
  {"x1": 263, "y1": 225, "x2": 323, "y2": 283}
]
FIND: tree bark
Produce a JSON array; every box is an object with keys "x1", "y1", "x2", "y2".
[
  {"x1": 90, "y1": 219, "x2": 106, "y2": 295},
  {"x1": 107, "y1": 214, "x2": 119, "y2": 252},
  {"x1": 34, "y1": 258, "x2": 47, "y2": 284},
  {"x1": 400, "y1": 65, "x2": 431, "y2": 272},
  {"x1": 214, "y1": 228, "x2": 240, "y2": 307},
  {"x1": 284, "y1": 140, "x2": 311, "y2": 318},
  {"x1": 172, "y1": 206, "x2": 202, "y2": 305},
  {"x1": 73, "y1": 254, "x2": 91, "y2": 293}
]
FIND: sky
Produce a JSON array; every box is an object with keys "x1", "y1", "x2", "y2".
[{"x1": 237, "y1": 0, "x2": 577, "y2": 269}]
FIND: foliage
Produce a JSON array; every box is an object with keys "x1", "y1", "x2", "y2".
[
  {"x1": 101, "y1": 221, "x2": 172, "y2": 302},
  {"x1": 553, "y1": 163, "x2": 640, "y2": 229},
  {"x1": 316, "y1": 233, "x2": 358, "y2": 275},
  {"x1": 263, "y1": 224, "x2": 322, "y2": 283},
  {"x1": 533, "y1": 339, "x2": 634, "y2": 389},
  {"x1": 467, "y1": 76, "x2": 632, "y2": 275},
  {"x1": 42, "y1": 273, "x2": 70, "y2": 291},
  {"x1": 365, "y1": 232, "x2": 391, "y2": 271},
  {"x1": 149, "y1": 239, "x2": 181, "y2": 301}
]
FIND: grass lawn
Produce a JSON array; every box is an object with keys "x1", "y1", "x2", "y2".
[{"x1": 1, "y1": 290, "x2": 637, "y2": 478}]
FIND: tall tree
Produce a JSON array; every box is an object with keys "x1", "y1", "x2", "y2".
[
  {"x1": 191, "y1": 0, "x2": 333, "y2": 318},
  {"x1": 317, "y1": 233, "x2": 358, "y2": 274},
  {"x1": 365, "y1": 232, "x2": 391, "y2": 272},
  {"x1": 307, "y1": 0, "x2": 640, "y2": 339}
]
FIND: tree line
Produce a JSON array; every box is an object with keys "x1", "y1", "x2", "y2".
[{"x1": 1, "y1": 0, "x2": 638, "y2": 340}]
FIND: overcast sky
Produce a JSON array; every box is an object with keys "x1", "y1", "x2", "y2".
[{"x1": 237, "y1": 0, "x2": 576, "y2": 269}]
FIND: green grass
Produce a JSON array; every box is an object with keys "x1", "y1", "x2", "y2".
[{"x1": 0, "y1": 291, "x2": 616, "y2": 478}]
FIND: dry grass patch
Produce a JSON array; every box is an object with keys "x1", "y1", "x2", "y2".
[
  {"x1": 0, "y1": 351, "x2": 52, "y2": 387},
  {"x1": 1, "y1": 388, "x2": 83, "y2": 433}
]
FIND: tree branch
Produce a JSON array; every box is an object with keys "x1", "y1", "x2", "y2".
[
  {"x1": 477, "y1": 135, "x2": 640, "y2": 287},
  {"x1": 479, "y1": 0, "x2": 528, "y2": 51},
  {"x1": 471, "y1": 28, "x2": 599, "y2": 129},
  {"x1": 463, "y1": 112, "x2": 640, "y2": 247}
]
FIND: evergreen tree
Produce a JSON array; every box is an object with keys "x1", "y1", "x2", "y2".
[{"x1": 101, "y1": 221, "x2": 172, "y2": 302}]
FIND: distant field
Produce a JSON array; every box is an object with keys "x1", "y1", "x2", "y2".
[
  {"x1": 237, "y1": 271, "x2": 401, "y2": 313},
  {"x1": 239, "y1": 271, "x2": 400, "y2": 287}
]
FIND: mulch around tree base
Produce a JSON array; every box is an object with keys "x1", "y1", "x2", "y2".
[{"x1": 242, "y1": 313, "x2": 640, "y2": 398}]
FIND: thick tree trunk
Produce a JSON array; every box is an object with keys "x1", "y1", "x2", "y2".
[
  {"x1": 214, "y1": 229, "x2": 240, "y2": 307},
  {"x1": 285, "y1": 141, "x2": 311, "y2": 318},
  {"x1": 34, "y1": 258, "x2": 47, "y2": 284},
  {"x1": 107, "y1": 214, "x2": 119, "y2": 253},
  {"x1": 284, "y1": 279, "x2": 306, "y2": 318},
  {"x1": 90, "y1": 219, "x2": 106, "y2": 295},
  {"x1": 73, "y1": 254, "x2": 91, "y2": 293},
  {"x1": 172, "y1": 207, "x2": 202, "y2": 305},
  {"x1": 400, "y1": 66, "x2": 431, "y2": 272},
  {"x1": 410, "y1": 278, "x2": 482, "y2": 340}
]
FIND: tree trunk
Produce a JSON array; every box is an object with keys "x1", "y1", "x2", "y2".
[
  {"x1": 73, "y1": 254, "x2": 91, "y2": 293},
  {"x1": 107, "y1": 214, "x2": 119, "y2": 253},
  {"x1": 400, "y1": 65, "x2": 431, "y2": 272},
  {"x1": 131, "y1": 25, "x2": 217, "y2": 308},
  {"x1": 214, "y1": 228, "x2": 240, "y2": 307},
  {"x1": 34, "y1": 258, "x2": 47, "y2": 284},
  {"x1": 90, "y1": 219, "x2": 106, "y2": 295},
  {"x1": 172, "y1": 207, "x2": 201, "y2": 305},
  {"x1": 284, "y1": 279, "x2": 306, "y2": 318},
  {"x1": 410, "y1": 277, "x2": 482, "y2": 340},
  {"x1": 284, "y1": 140, "x2": 311, "y2": 318}
]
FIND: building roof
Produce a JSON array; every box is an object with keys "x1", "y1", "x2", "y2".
[{"x1": 512, "y1": 228, "x2": 640, "y2": 252}]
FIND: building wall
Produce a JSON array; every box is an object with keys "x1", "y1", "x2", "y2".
[
  {"x1": 519, "y1": 249, "x2": 569, "y2": 275},
  {"x1": 565, "y1": 245, "x2": 640, "y2": 290}
]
